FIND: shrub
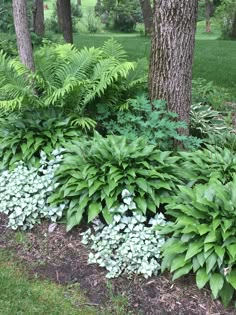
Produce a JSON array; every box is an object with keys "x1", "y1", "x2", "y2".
[
  {"x1": 49, "y1": 132, "x2": 180, "y2": 231},
  {"x1": 85, "y1": 8, "x2": 102, "y2": 33},
  {"x1": 97, "y1": 95, "x2": 201, "y2": 150},
  {"x1": 0, "y1": 39, "x2": 17, "y2": 57},
  {"x1": 206, "y1": 131, "x2": 236, "y2": 153},
  {"x1": 160, "y1": 176, "x2": 236, "y2": 306},
  {"x1": 0, "y1": 108, "x2": 82, "y2": 170},
  {"x1": 216, "y1": 0, "x2": 236, "y2": 39},
  {"x1": 0, "y1": 150, "x2": 65, "y2": 230},
  {"x1": 82, "y1": 189, "x2": 166, "y2": 278}
]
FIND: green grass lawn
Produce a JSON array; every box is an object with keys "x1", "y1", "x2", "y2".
[{"x1": 0, "y1": 250, "x2": 96, "y2": 315}]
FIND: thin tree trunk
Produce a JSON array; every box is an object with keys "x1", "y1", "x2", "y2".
[
  {"x1": 231, "y1": 11, "x2": 236, "y2": 39},
  {"x1": 57, "y1": 0, "x2": 73, "y2": 43},
  {"x1": 33, "y1": 0, "x2": 45, "y2": 36},
  {"x1": 205, "y1": 0, "x2": 214, "y2": 33},
  {"x1": 149, "y1": 0, "x2": 198, "y2": 135},
  {"x1": 77, "y1": 0, "x2": 81, "y2": 5},
  {"x1": 12, "y1": 0, "x2": 35, "y2": 72},
  {"x1": 139, "y1": 0, "x2": 153, "y2": 35}
]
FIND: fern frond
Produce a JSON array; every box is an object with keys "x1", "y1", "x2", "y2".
[
  {"x1": 102, "y1": 39, "x2": 127, "y2": 61},
  {"x1": 124, "y1": 58, "x2": 148, "y2": 88},
  {"x1": 70, "y1": 116, "x2": 96, "y2": 131}
]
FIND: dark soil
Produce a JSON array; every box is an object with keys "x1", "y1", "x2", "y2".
[{"x1": 0, "y1": 213, "x2": 235, "y2": 315}]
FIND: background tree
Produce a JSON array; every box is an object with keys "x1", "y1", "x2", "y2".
[
  {"x1": 205, "y1": 0, "x2": 214, "y2": 32},
  {"x1": 56, "y1": 0, "x2": 73, "y2": 43},
  {"x1": 32, "y1": 0, "x2": 44, "y2": 36},
  {"x1": 139, "y1": 0, "x2": 153, "y2": 35},
  {"x1": 12, "y1": 0, "x2": 35, "y2": 71},
  {"x1": 149, "y1": 0, "x2": 198, "y2": 136}
]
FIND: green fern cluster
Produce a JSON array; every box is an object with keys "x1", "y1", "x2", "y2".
[{"x1": 0, "y1": 39, "x2": 147, "y2": 128}]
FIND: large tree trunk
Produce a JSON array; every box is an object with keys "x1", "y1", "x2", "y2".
[
  {"x1": 149, "y1": 0, "x2": 198, "y2": 135},
  {"x1": 139, "y1": 0, "x2": 153, "y2": 35},
  {"x1": 12, "y1": 0, "x2": 35, "y2": 72},
  {"x1": 33, "y1": 0, "x2": 45, "y2": 36},
  {"x1": 57, "y1": 0, "x2": 73, "y2": 43}
]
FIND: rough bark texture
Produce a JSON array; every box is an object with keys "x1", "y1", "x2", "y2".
[
  {"x1": 57, "y1": 0, "x2": 73, "y2": 43},
  {"x1": 149, "y1": 0, "x2": 198, "y2": 135},
  {"x1": 33, "y1": 0, "x2": 45, "y2": 36},
  {"x1": 12, "y1": 0, "x2": 35, "y2": 71},
  {"x1": 139, "y1": 0, "x2": 153, "y2": 35}
]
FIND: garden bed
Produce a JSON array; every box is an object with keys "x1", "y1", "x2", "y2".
[{"x1": 0, "y1": 213, "x2": 234, "y2": 315}]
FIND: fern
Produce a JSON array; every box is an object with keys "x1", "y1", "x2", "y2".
[{"x1": 0, "y1": 40, "x2": 147, "y2": 131}]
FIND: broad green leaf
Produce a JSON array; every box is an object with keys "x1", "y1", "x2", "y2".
[
  {"x1": 170, "y1": 255, "x2": 186, "y2": 273},
  {"x1": 172, "y1": 264, "x2": 192, "y2": 281},
  {"x1": 206, "y1": 253, "x2": 217, "y2": 274},
  {"x1": 185, "y1": 241, "x2": 203, "y2": 260},
  {"x1": 215, "y1": 246, "x2": 225, "y2": 261},
  {"x1": 204, "y1": 231, "x2": 216, "y2": 243},
  {"x1": 227, "y1": 244, "x2": 236, "y2": 259},
  {"x1": 196, "y1": 268, "x2": 209, "y2": 289},
  {"x1": 209, "y1": 273, "x2": 224, "y2": 299},
  {"x1": 88, "y1": 202, "x2": 102, "y2": 222},
  {"x1": 135, "y1": 197, "x2": 147, "y2": 214},
  {"x1": 219, "y1": 282, "x2": 234, "y2": 307},
  {"x1": 226, "y1": 269, "x2": 236, "y2": 289},
  {"x1": 136, "y1": 178, "x2": 148, "y2": 192}
]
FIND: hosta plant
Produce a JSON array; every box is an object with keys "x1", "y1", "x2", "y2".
[
  {"x1": 177, "y1": 145, "x2": 236, "y2": 185},
  {"x1": 190, "y1": 103, "x2": 229, "y2": 138},
  {"x1": 50, "y1": 132, "x2": 180, "y2": 231},
  {"x1": 0, "y1": 150, "x2": 65, "y2": 230},
  {"x1": 160, "y1": 176, "x2": 236, "y2": 307},
  {"x1": 0, "y1": 108, "x2": 82, "y2": 169},
  {"x1": 81, "y1": 189, "x2": 166, "y2": 278}
]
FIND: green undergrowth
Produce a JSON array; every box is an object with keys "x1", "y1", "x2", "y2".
[{"x1": 0, "y1": 250, "x2": 129, "y2": 315}]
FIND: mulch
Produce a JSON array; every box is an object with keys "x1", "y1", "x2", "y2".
[{"x1": 0, "y1": 213, "x2": 235, "y2": 315}]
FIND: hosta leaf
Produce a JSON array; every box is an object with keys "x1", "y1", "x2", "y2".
[
  {"x1": 136, "y1": 178, "x2": 148, "y2": 192},
  {"x1": 196, "y1": 268, "x2": 209, "y2": 289},
  {"x1": 88, "y1": 202, "x2": 102, "y2": 222},
  {"x1": 215, "y1": 246, "x2": 225, "y2": 261},
  {"x1": 185, "y1": 241, "x2": 203, "y2": 260},
  {"x1": 209, "y1": 273, "x2": 224, "y2": 299},
  {"x1": 204, "y1": 231, "x2": 216, "y2": 244},
  {"x1": 170, "y1": 255, "x2": 186, "y2": 273},
  {"x1": 172, "y1": 264, "x2": 192, "y2": 281},
  {"x1": 227, "y1": 244, "x2": 236, "y2": 259},
  {"x1": 219, "y1": 282, "x2": 234, "y2": 307},
  {"x1": 226, "y1": 269, "x2": 236, "y2": 289},
  {"x1": 206, "y1": 253, "x2": 217, "y2": 274},
  {"x1": 135, "y1": 197, "x2": 147, "y2": 214}
]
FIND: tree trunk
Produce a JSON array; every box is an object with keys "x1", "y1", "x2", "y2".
[
  {"x1": 57, "y1": 0, "x2": 73, "y2": 43},
  {"x1": 205, "y1": 0, "x2": 214, "y2": 33},
  {"x1": 12, "y1": 0, "x2": 35, "y2": 72},
  {"x1": 231, "y1": 11, "x2": 236, "y2": 39},
  {"x1": 139, "y1": 0, "x2": 153, "y2": 35},
  {"x1": 149, "y1": 0, "x2": 198, "y2": 135},
  {"x1": 77, "y1": 0, "x2": 81, "y2": 5},
  {"x1": 33, "y1": 0, "x2": 44, "y2": 36}
]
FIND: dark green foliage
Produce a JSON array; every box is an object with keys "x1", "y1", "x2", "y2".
[
  {"x1": 177, "y1": 145, "x2": 236, "y2": 185},
  {"x1": 206, "y1": 131, "x2": 236, "y2": 152},
  {"x1": 161, "y1": 176, "x2": 236, "y2": 306},
  {"x1": 0, "y1": 108, "x2": 82, "y2": 169},
  {"x1": 49, "y1": 132, "x2": 180, "y2": 231},
  {"x1": 0, "y1": 39, "x2": 17, "y2": 57},
  {"x1": 0, "y1": 0, "x2": 14, "y2": 33},
  {"x1": 192, "y1": 79, "x2": 231, "y2": 111},
  {"x1": 101, "y1": 0, "x2": 142, "y2": 32},
  {"x1": 97, "y1": 95, "x2": 201, "y2": 150}
]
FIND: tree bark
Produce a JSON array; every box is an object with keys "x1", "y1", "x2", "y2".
[
  {"x1": 33, "y1": 0, "x2": 45, "y2": 36},
  {"x1": 139, "y1": 0, "x2": 153, "y2": 35},
  {"x1": 12, "y1": 0, "x2": 35, "y2": 72},
  {"x1": 57, "y1": 0, "x2": 73, "y2": 43},
  {"x1": 205, "y1": 0, "x2": 215, "y2": 33},
  {"x1": 231, "y1": 11, "x2": 236, "y2": 39},
  {"x1": 149, "y1": 0, "x2": 198, "y2": 135}
]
